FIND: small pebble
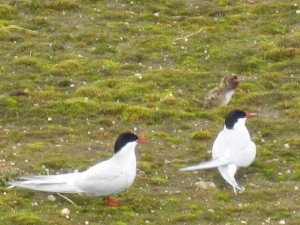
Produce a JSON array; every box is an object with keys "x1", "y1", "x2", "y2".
[
  {"x1": 61, "y1": 208, "x2": 70, "y2": 217},
  {"x1": 177, "y1": 89, "x2": 184, "y2": 96},
  {"x1": 278, "y1": 219, "x2": 285, "y2": 224},
  {"x1": 195, "y1": 181, "x2": 216, "y2": 189},
  {"x1": 47, "y1": 195, "x2": 56, "y2": 202},
  {"x1": 284, "y1": 143, "x2": 290, "y2": 149}
]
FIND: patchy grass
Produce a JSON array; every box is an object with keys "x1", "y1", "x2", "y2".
[{"x1": 0, "y1": 0, "x2": 299, "y2": 224}]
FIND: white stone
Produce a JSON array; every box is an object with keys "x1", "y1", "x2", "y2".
[
  {"x1": 47, "y1": 195, "x2": 56, "y2": 201},
  {"x1": 61, "y1": 208, "x2": 70, "y2": 217},
  {"x1": 284, "y1": 143, "x2": 290, "y2": 149},
  {"x1": 278, "y1": 219, "x2": 285, "y2": 224},
  {"x1": 195, "y1": 181, "x2": 216, "y2": 189}
]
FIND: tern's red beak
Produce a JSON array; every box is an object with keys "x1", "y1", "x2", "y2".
[
  {"x1": 137, "y1": 138, "x2": 147, "y2": 144},
  {"x1": 246, "y1": 113, "x2": 256, "y2": 119},
  {"x1": 233, "y1": 76, "x2": 241, "y2": 83}
]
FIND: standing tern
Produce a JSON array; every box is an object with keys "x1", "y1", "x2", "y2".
[
  {"x1": 9, "y1": 132, "x2": 146, "y2": 206},
  {"x1": 203, "y1": 75, "x2": 241, "y2": 109},
  {"x1": 181, "y1": 110, "x2": 256, "y2": 193}
]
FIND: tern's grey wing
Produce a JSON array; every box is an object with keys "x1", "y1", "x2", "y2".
[{"x1": 75, "y1": 158, "x2": 131, "y2": 196}]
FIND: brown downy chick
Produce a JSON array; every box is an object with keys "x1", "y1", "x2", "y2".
[
  {"x1": 203, "y1": 75, "x2": 241, "y2": 109},
  {"x1": 9, "y1": 89, "x2": 29, "y2": 97}
]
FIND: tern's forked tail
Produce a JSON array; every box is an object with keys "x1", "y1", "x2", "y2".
[
  {"x1": 8, "y1": 173, "x2": 82, "y2": 194},
  {"x1": 180, "y1": 158, "x2": 229, "y2": 172}
]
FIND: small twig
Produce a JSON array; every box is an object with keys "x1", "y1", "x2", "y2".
[
  {"x1": 5, "y1": 25, "x2": 38, "y2": 35},
  {"x1": 164, "y1": 159, "x2": 190, "y2": 164},
  {"x1": 173, "y1": 28, "x2": 203, "y2": 42},
  {"x1": 57, "y1": 193, "x2": 78, "y2": 206}
]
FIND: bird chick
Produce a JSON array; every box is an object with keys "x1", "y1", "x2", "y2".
[
  {"x1": 9, "y1": 88, "x2": 29, "y2": 97},
  {"x1": 203, "y1": 75, "x2": 241, "y2": 109}
]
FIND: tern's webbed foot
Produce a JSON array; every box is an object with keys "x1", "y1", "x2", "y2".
[
  {"x1": 106, "y1": 196, "x2": 120, "y2": 207},
  {"x1": 233, "y1": 186, "x2": 245, "y2": 194}
]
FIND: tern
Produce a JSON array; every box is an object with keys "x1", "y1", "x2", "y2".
[
  {"x1": 203, "y1": 75, "x2": 241, "y2": 109},
  {"x1": 181, "y1": 110, "x2": 256, "y2": 193},
  {"x1": 9, "y1": 132, "x2": 146, "y2": 206}
]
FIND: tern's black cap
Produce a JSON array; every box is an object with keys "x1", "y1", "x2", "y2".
[
  {"x1": 225, "y1": 110, "x2": 247, "y2": 129},
  {"x1": 114, "y1": 132, "x2": 139, "y2": 154}
]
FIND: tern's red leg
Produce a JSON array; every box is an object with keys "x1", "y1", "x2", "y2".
[{"x1": 106, "y1": 196, "x2": 120, "y2": 207}]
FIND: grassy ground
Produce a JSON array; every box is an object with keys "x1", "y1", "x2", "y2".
[{"x1": 0, "y1": 0, "x2": 299, "y2": 224}]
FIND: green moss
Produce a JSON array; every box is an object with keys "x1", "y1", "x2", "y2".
[
  {"x1": 257, "y1": 21, "x2": 288, "y2": 35},
  {"x1": 54, "y1": 59, "x2": 85, "y2": 76},
  {"x1": 167, "y1": 197, "x2": 179, "y2": 204},
  {"x1": 135, "y1": 35, "x2": 173, "y2": 58},
  {"x1": 191, "y1": 130, "x2": 212, "y2": 141},
  {"x1": 25, "y1": 142, "x2": 45, "y2": 152},
  {"x1": 12, "y1": 56, "x2": 44, "y2": 70},
  {"x1": 293, "y1": 166, "x2": 300, "y2": 181},
  {"x1": 121, "y1": 106, "x2": 153, "y2": 123},
  {"x1": 44, "y1": 0, "x2": 80, "y2": 11},
  {"x1": 170, "y1": 212, "x2": 198, "y2": 222},
  {"x1": 75, "y1": 86, "x2": 102, "y2": 98},
  {"x1": 92, "y1": 43, "x2": 116, "y2": 55},
  {"x1": 40, "y1": 154, "x2": 78, "y2": 169},
  {"x1": 239, "y1": 56, "x2": 265, "y2": 72},
  {"x1": 46, "y1": 98, "x2": 98, "y2": 116},
  {"x1": 279, "y1": 32, "x2": 300, "y2": 48},
  {"x1": 150, "y1": 176, "x2": 168, "y2": 185},
  {"x1": 216, "y1": 192, "x2": 231, "y2": 201},
  {"x1": 139, "y1": 160, "x2": 153, "y2": 170},
  {"x1": 5, "y1": 212, "x2": 43, "y2": 225},
  {"x1": 166, "y1": 135, "x2": 182, "y2": 144},
  {"x1": 114, "y1": 222, "x2": 128, "y2": 225},
  {"x1": 5, "y1": 97, "x2": 18, "y2": 109},
  {"x1": 97, "y1": 102, "x2": 126, "y2": 116},
  {"x1": 290, "y1": 138, "x2": 300, "y2": 149},
  {"x1": 0, "y1": 4, "x2": 17, "y2": 20},
  {"x1": 28, "y1": 16, "x2": 56, "y2": 31},
  {"x1": 101, "y1": 59, "x2": 121, "y2": 70},
  {"x1": 0, "y1": 175, "x2": 7, "y2": 186},
  {"x1": 264, "y1": 48, "x2": 296, "y2": 62}
]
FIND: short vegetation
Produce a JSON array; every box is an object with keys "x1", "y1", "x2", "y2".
[{"x1": 0, "y1": 0, "x2": 299, "y2": 224}]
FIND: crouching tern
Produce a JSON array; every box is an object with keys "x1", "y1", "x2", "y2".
[
  {"x1": 9, "y1": 132, "x2": 146, "y2": 206},
  {"x1": 181, "y1": 110, "x2": 256, "y2": 193}
]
